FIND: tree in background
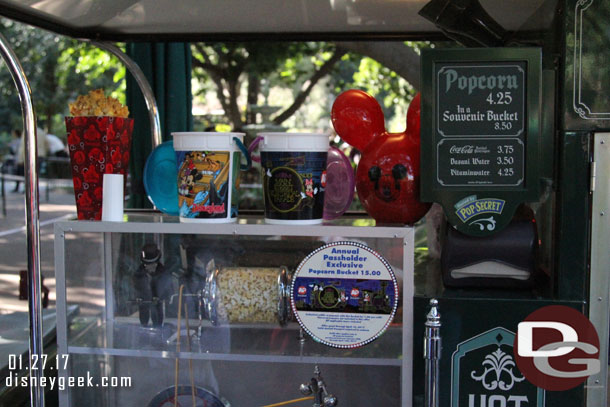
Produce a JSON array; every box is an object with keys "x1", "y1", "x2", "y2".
[
  {"x1": 191, "y1": 40, "x2": 424, "y2": 133},
  {"x1": 335, "y1": 41, "x2": 427, "y2": 131},
  {"x1": 191, "y1": 42, "x2": 347, "y2": 131},
  {"x1": 0, "y1": 18, "x2": 124, "y2": 137}
]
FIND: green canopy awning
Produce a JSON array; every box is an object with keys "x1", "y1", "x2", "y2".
[{"x1": 126, "y1": 42, "x2": 193, "y2": 208}]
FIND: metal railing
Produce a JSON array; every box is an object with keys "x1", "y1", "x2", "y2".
[
  {"x1": 424, "y1": 298, "x2": 441, "y2": 407},
  {"x1": 0, "y1": 33, "x2": 162, "y2": 407},
  {"x1": 0, "y1": 31, "x2": 44, "y2": 407}
]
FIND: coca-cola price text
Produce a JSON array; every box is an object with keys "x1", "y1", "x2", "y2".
[{"x1": 437, "y1": 138, "x2": 523, "y2": 186}]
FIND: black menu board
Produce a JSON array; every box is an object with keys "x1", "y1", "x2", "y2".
[{"x1": 421, "y1": 49, "x2": 541, "y2": 236}]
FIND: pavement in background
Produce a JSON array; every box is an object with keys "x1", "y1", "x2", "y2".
[{"x1": 0, "y1": 181, "x2": 76, "y2": 313}]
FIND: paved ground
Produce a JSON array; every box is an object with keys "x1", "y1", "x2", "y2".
[{"x1": 0, "y1": 181, "x2": 76, "y2": 314}]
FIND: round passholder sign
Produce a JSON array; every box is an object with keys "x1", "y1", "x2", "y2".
[
  {"x1": 513, "y1": 305, "x2": 600, "y2": 391},
  {"x1": 291, "y1": 241, "x2": 398, "y2": 348}
]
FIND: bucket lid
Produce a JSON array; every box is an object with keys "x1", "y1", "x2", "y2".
[
  {"x1": 323, "y1": 146, "x2": 355, "y2": 220},
  {"x1": 259, "y1": 132, "x2": 329, "y2": 151},
  {"x1": 173, "y1": 132, "x2": 244, "y2": 151},
  {"x1": 143, "y1": 140, "x2": 179, "y2": 215}
]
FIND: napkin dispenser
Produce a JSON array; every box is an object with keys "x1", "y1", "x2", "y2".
[{"x1": 441, "y1": 219, "x2": 538, "y2": 288}]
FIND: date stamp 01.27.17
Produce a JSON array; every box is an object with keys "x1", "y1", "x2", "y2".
[{"x1": 5, "y1": 354, "x2": 132, "y2": 391}]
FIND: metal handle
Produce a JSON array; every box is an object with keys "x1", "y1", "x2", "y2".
[
  {"x1": 203, "y1": 267, "x2": 220, "y2": 325},
  {"x1": 277, "y1": 266, "x2": 291, "y2": 326},
  {"x1": 424, "y1": 298, "x2": 441, "y2": 407},
  {"x1": 89, "y1": 41, "x2": 162, "y2": 149},
  {"x1": 233, "y1": 136, "x2": 252, "y2": 171},
  {"x1": 0, "y1": 32, "x2": 44, "y2": 407},
  {"x1": 299, "y1": 366, "x2": 337, "y2": 407}
]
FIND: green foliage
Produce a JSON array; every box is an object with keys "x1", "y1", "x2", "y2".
[
  {"x1": 58, "y1": 44, "x2": 126, "y2": 103},
  {"x1": 0, "y1": 18, "x2": 125, "y2": 136},
  {"x1": 191, "y1": 41, "x2": 342, "y2": 129},
  {"x1": 274, "y1": 43, "x2": 334, "y2": 85},
  {"x1": 328, "y1": 41, "x2": 430, "y2": 131},
  {"x1": 339, "y1": 43, "x2": 430, "y2": 127},
  {"x1": 327, "y1": 53, "x2": 360, "y2": 93},
  {"x1": 191, "y1": 40, "x2": 424, "y2": 132}
]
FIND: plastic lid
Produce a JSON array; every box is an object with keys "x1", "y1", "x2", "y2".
[
  {"x1": 172, "y1": 132, "x2": 244, "y2": 151},
  {"x1": 259, "y1": 132, "x2": 329, "y2": 152},
  {"x1": 323, "y1": 146, "x2": 355, "y2": 220},
  {"x1": 143, "y1": 141, "x2": 179, "y2": 216}
]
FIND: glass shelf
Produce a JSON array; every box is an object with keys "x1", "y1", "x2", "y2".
[
  {"x1": 56, "y1": 211, "x2": 407, "y2": 236},
  {"x1": 66, "y1": 318, "x2": 403, "y2": 366}
]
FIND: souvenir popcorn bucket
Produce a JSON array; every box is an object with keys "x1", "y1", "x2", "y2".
[
  {"x1": 173, "y1": 132, "x2": 250, "y2": 223},
  {"x1": 65, "y1": 116, "x2": 134, "y2": 220},
  {"x1": 257, "y1": 133, "x2": 330, "y2": 224}
]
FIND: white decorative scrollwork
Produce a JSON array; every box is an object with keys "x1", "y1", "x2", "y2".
[
  {"x1": 469, "y1": 216, "x2": 496, "y2": 231},
  {"x1": 470, "y1": 348, "x2": 525, "y2": 391},
  {"x1": 574, "y1": 107, "x2": 588, "y2": 120},
  {"x1": 573, "y1": 0, "x2": 610, "y2": 120}
]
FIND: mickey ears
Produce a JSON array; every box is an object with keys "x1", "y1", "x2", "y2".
[
  {"x1": 406, "y1": 93, "x2": 421, "y2": 138},
  {"x1": 331, "y1": 89, "x2": 386, "y2": 151}
]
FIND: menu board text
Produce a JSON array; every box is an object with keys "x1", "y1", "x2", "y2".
[{"x1": 436, "y1": 62, "x2": 526, "y2": 186}]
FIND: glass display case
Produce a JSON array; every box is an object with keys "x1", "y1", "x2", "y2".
[{"x1": 54, "y1": 213, "x2": 414, "y2": 406}]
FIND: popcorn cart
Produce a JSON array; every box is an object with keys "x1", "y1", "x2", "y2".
[{"x1": 0, "y1": 0, "x2": 608, "y2": 406}]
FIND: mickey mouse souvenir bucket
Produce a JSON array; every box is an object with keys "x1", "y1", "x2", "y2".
[
  {"x1": 173, "y1": 132, "x2": 250, "y2": 223},
  {"x1": 257, "y1": 133, "x2": 330, "y2": 224}
]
